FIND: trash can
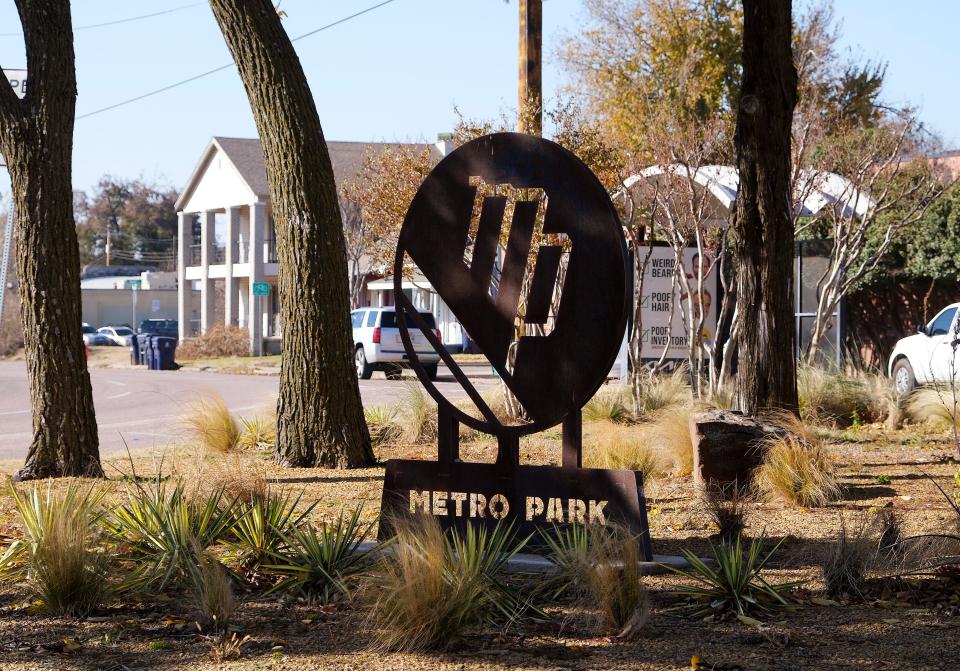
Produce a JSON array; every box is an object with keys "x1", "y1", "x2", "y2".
[
  {"x1": 129, "y1": 334, "x2": 140, "y2": 365},
  {"x1": 153, "y1": 336, "x2": 178, "y2": 371}
]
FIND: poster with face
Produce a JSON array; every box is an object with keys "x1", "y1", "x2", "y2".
[{"x1": 636, "y1": 245, "x2": 719, "y2": 361}]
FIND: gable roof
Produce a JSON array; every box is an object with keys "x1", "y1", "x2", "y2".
[{"x1": 176, "y1": 136, "x2": 445, "y2": 211}]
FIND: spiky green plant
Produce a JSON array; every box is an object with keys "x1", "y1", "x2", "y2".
[
  {"x1": 539, "y1": 523, "x2": 592, "y2": 601},
  {"x1": 368, "y1": 517, "x2": 534, "y2": 651},
  {"x1": 224, "y1": 489, "x2": 315, "y2": 573},
  {"x1": 4, "y1": 483, "x2": 109, "y2": 616},
  {"x1": 106, "y1": 480, "x2": 236, "y2": 592},
  {"x1": 237, "y1": 414, "x2": 277, "y2": 452},
  {"x1": 265, "y1": 506, "x2": 374, "y2": 603},
  {"x1": 667, "y1": 535, "x2": 799, "y2": 618}
]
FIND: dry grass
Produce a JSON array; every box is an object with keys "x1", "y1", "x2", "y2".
[
  {"x1": 906, "y1": 387, "x2": 960, "y2": 429},
  {"x1": 633, "y1": 368, "x2": 689, "y2": 417},
  {"x1": 194, "y1": 551, "x2": 236, "y2": 632},
  {"x1": 583, "y1": 422, "x2": 664, "y2": 482},
  {"x1": 400, "y1": 384, "x2": 438, "y2": 444},
  {"x1": 647, "y1": 408, "x2": 694, "y2": 476},
  {"x1": 177, "y1": 325, "x2": 251, "y2": 360},
  {"x1": 181, "y1": 394, "x2": 241, "y2": 454},
  {"x1": 797, "y1": 365, "x2": 873, "y2": 427},
  {"x1": 365, "y1": 405, "x2": 403, "y2": 448},
  {"x1": 821, "y1": 514, "x2": 875, "y2": 599},
  {"x1": 754, "y1": 433, "x2": 841, "y2": 507},
  {"x1": 203, "y1": 452, "x2": 270, "y2": 505}
]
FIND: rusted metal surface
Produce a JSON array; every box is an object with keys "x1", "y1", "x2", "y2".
[{"x1": 379, "y1": 133, "x2": 651, "y2": 557}]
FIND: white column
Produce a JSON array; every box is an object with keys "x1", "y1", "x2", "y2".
[
  {"x1": 248, "y1": 202, "x2": 265, "y2": 354},
  {"x1": 176, "y1": 212, "x2": 190, "y2": 340},
  {"x1": 199, "y1": 210, "x2": 215, "y2": 333},
  {"x1": 224, "y1": 206, "x2": 240, "y2": 326}
]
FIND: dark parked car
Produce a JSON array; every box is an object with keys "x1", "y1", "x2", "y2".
[{"x1": 137, "y1": 319, "x2": 179, "y2": 339}]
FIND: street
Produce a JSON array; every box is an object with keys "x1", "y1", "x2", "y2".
[{"x1": 0, "y1": 360, "x2": 496, "y2": 460}]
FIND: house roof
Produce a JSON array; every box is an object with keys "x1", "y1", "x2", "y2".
[{"x1": 175, "y1": 136, "x2": 445, "y2": 211}]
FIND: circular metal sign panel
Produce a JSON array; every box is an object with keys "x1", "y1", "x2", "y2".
[{"x1": 394, "y1": 132, "x2": 628, "y2": 435}]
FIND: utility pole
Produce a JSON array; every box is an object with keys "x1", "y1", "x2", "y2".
[{"x1": 518, "y1": 0, "x2": 542, "y2": 136}]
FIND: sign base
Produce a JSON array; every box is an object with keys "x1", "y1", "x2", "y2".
[{"x1": 378, "y1": 457, "x2": 653, "y2": 560}]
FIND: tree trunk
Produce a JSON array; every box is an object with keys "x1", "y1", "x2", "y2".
[
  {"x1": 209, "y1": 0, "x2": 373, "y2": 468},
  {"x1": 732, "y1": 0, "x2": 799, "y2": 415},
  {"x1": 0, "y1": 1, "x2": 102, "y2": 480}
]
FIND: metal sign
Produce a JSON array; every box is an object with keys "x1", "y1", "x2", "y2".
[
  {"x1": 379, "y1": 133, "x2": 651, "y2": 557},
  {"x1": 125, "y1": 279, "x2": 142, "y2": 290},
  {"x1": 0, "y1": 68, "x2": 26, "y2": 169},
  {"x1": 252, "y1": 281, "x2": 270, "y2": 296}
]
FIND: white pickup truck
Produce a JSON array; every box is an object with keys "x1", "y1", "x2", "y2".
[
  {"x1": 888, "y1": 302, "x2": 960, "y2": 395},
  {"x1": 351, "y1": 306, "x2": 442, "y2": 380}
]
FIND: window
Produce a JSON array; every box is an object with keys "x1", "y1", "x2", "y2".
[
  {"x1": 351, "y1": 312, "x2": 365, "y2": 329},
  {"x1": 380, "y1": 311, "x2": 437, "y2": 329},
  {"x1": 366, "y1": 311, "x2": 378, "y2": 327},
  {"x1": 115, "y1": 327, "x2": 133, "y2": 336},
  {"x1": 929, "y1": 308, "x2": 957, "y2": 336}
]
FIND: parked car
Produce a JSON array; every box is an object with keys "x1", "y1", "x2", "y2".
[
  {"x1": 889, "y1": 302, "x2": 960, "y2": 395},
  {"x1": 82, "y1": 323, "x2": 111, "y2": 346},
  {"x1": 137, "y1": 319, "x2": 179, "y2": 339},
  {"x1": 352, "y1": 307, "x2": 441, "y2": 380},
  {"x1": 98, "y1": 325, "x2": 135, "y2": 347}
]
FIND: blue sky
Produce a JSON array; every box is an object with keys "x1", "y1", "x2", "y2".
[{"x1": 0, "y1": 0, "x2": 957, "y2": 194}]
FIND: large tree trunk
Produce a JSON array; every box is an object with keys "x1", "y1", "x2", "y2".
[
  {"x1": 209, "y1": 0, "x2": 373, "y2": 468},
  {"x1": 0, "y1": 0, "x2": 102, "y2": 479},
  {"x1": 732, "y1": 0, "x2": 799, "y2": 415}
]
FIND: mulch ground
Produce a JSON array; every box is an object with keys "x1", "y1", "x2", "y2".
[{"x1": 0, "y1": 423, "x2": 957, "y2": 671}]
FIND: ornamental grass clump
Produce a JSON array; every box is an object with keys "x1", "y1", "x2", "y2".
[
  {"x1": 400, "y1": 384, "x2": 438, "y2": 444},
  {"x1": 583, "y1": 386, "x2": 631, "y2": 424},
  {"x1": 540, "y1": 524, "x2": 649, "y2": 638},
  {"x1": 2, "y1": 483, "x2": 110, "y2": 617},
  {"x1": 633, "y1": 368, "x2": 689, "y2": 417},
  {"x1": 754, "y1": 434, "x2": 841, "y2": 507},
  {"x1": 181, "y1": 394, "x2": 241, "y2": 453},
  {"x1": 797, "y1": 365, "x2": 873, "y2": 427},
  {"x1": 821, "y1": 515, "x2": 875, "y2": 599},
  {"x1": 668, "y1": 535, "x2": 799, "y2": 619},
  {"x1": 365, "y1": 404, "x2": 403, "y2": 448},
  {"x1": 584, "y1": 423, "x2": 663, "y2": 482},
  {"x1": 698, "y1": 480, "x2": 750, "y2": 544},
  {"x1": 368, "y1": 516, "x2": 532, "y2": 651}
]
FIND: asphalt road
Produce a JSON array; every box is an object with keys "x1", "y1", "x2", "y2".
[{"x1": 0, "y1": 360, "x2": 497, "y2": 460}]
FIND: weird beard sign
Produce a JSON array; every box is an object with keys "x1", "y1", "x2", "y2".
[{"x1": 378, "y1": 133, "x2": 651, "y2": 557}]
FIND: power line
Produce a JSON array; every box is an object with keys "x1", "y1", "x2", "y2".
[
  {"x1": 76, "y1": 0, "x2": 398, "y2": 121},
  {"x1": 0, "y1": 3, "x2": 204, "y2": 37}
]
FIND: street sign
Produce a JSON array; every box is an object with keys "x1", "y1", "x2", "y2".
[
  {"x1": 125, "y1": 279, "x2": 142, "y2": 290},
  {"x1": 0, "y1": 68, "x2": 27, "y2": 169},
  {"x1": 252, "y1": 281, "x2": 270, "y2": 296},
  {"x1": 0, "y1": 68, "x2": 26, "y2": 330}
]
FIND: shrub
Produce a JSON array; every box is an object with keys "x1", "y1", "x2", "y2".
[
  {"x1": 5, "y1": 483, "x2": 109, "y2": 617},
  {"x1": 583, "y1": 386, "x2": 631, "y2": 424},
  {"x1": 583, "y1": 423, "x2": 663, "y2": 482},
  {"x1": 106, "y1": 481, "x2": 236, "y2": 592},
  {"x1": 797, "y1": 365, "x2": 873, "y2": 427},
  {"x1": 368, "y1": 517, "x2": 530, "y2": 651},
  {"x1": 181, "y1": 394, "x2": 240, "y2": 453},
  {"x1": 541, "y1": 525, "x2": 649, "y2": 638},
  {"x1": 906, "y1": 387, "x2": 960, "y2": 429},
  {"x1": 176, "y1": 325, "x2": 251, "y2": 360},
  {"x1": 754, "y1": 434, "x2": 840, "y2": 507},
  {"x1": 698, "y1": 481, "x2": 749, "y2": 544},
  {"x1": 265, "y1": 507, "x2": 373, "y2": 603},
  {"x1": 225, "y1": 489, "x2": 315, "y2": 573},
  {"x1": 365, "y1": 405, "x2": 403, "y2": 448},
  {"x1": 400, "y1": 384, "x2": 437, "y2": 444},
  {"x1": 668, "y1": 535, "x2": 799, "y2": 618}
]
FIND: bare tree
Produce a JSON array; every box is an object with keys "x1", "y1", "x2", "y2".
[
  {"x1": 0, "y1": 0, "x2": 102, "y2": 480},
  {"x1": 208, "y1": 0, "x2": 373, "y2": 468},
  {"x1": 732, "y1": 0, "x2": 799, "y2": 415}
]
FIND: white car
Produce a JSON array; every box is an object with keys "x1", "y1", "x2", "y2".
[
  {"x1": 97, "y1": 326, "x2": 135, "y2": 347},
  {"x1": 888, "y1": 302, "x2": 960, "y2": 395},
  {"x1": 352, "y1": 306, "x2": 442, "y2": 380}
]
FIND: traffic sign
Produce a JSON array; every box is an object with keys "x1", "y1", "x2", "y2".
[
  {"x1": 1, "y1": 68, "x2": 26, "y2": 170},
  {"x1": 252, "y1": 281, "x2": 270, "y2": 296},
  {"x1": 125, "y1": 279, "x2": 142, "y2": 290}
]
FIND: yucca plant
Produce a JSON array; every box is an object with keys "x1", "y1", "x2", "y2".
[
  {"x1": 5, "y1": 483, "x2": 110, "y2": 617},
  {"x1": 265, "y1": 506, "x2": 374, "y2": 603},
  {"x1": 237, "y1": 414, "x2": 277, "y2": 452},
  {"x1": 667, "y1": 535, "x2": 799, "y2": 619},
  {"x1": 224, "y1": 489, "x2": 316, "y2": 574},
  {"x1": 106, "y1": 480, "x2": 236, "y2": 592},
  {"x1": 539, "y1": 523, "x2": 592, "y2": 601},
  {"x1": 368, "y1": 517, "x2": 534, "y2": 651}
]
